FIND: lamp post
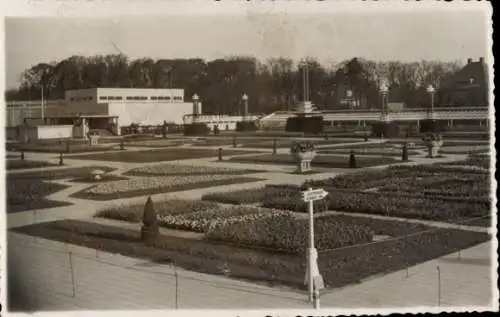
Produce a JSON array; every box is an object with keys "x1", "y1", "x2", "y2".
[
  {"x1": 426, "y1": 84, "x2": 435, "y2": 118},
  {"x1": 242, "y1": 93, "x2": 248, "y2": 122},
  {"x1": 300, "y1": 61, "x2": 310, "y2": 102},
  {"x1": 41, "y1": 85, "x2": 45, "y2": 122},
  {"x1": 192, "y1": 94, "x2": 199, "y2": 123},
  {"x1": 380, "y1": 83, "x2": 389, "y2": 121}
]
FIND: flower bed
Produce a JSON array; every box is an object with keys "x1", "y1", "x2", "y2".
[
  {"x1": 125, "y1": 163, "x2": 263, "y2": 177},
  {"x1": 7, "y1": 178, "x2": 72, "y2": 213},
  {"x1": 323, "y1": 190, "x2": 490, "y2": 222},
  {"x1": 158, "y1": 206, "x2": 272, "y2": 233},
  {"x1": 206, "y1": 211, "x2": 374, "y2": 253},
  {"x1": 6, "y1": 160, "x2": 58, "y2": 170},
  {"x1": 72, "y1": 175, "x2": 264, "y2": 200},
  {"x1": 69, "y1": 148, "x2": 261, "y2": 163},
  {"x1": 9, "y1": 166, "x2": 116, "y2": 180},
  {"x1": 96, "y1": 199, "x2": 220, "y2": 223},
  {"x1": 229, "y1": 153, "x2": 400, "y2": 169},
  {"x1": 202, "y1": 187, "x2": 267, "y2": 205},
  {"x1": 14, "y1": 217, "x2": 490, "y2": 291}
]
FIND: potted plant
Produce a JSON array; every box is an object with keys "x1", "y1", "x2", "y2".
[
  {"x1": 422, "y1": 132, "x2": 443, "y2": 158},
  {"x1": 290, "y1": 141, "x2": 316, "y2": 173}
]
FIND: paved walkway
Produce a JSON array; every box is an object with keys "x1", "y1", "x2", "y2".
[{"x1": 5, "y1": 143, "x2": 497, "y2": 311}]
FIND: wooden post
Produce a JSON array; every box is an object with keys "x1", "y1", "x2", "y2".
[{"x1": 69, "y1": 252, "x2": 76, "y2": 297}]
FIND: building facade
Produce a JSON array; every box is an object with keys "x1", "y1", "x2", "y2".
[
  {"x1": 439, "y1": 57, "x2": 489, "y2": 107},
  {"x1": 6, "y1": 88, "x2": 194, "y2": 136}
]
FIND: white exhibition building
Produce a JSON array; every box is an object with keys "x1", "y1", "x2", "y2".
[{"x1": 5, "y1": 88, "x2": 256, "y2": 141}]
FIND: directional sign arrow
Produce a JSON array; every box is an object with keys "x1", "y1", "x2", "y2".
[{"x1": 302, "y1": 188, "x2": 328, "y2": 202}]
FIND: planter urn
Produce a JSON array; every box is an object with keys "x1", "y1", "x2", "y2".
[{"x1": 424, "y1": 139, "x2": 443, "y2": 158}]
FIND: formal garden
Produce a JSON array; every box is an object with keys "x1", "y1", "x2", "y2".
[{"x1": 7, "y1": 132, "x2": 493, "y2": 291}]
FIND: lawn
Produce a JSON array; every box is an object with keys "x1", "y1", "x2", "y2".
[
  {"x1": 318, "y1": 144, "x2": 421, "y2": 156},
  {"x1": 9, "y1": 166, "x2": 116, "y2": 180},
  {"x1": 124, "y1": 163, "x2": 264, "y2": 177},
  {"x1": 70, "y1": 174, "x2": 130, "y2": 183},
  {"x1": 6, "y1": 159, "x2": 59, "y2": 170},
  {"x1": 122, "y1": 139, "x2": 187, "y2": 148},
  {"x1": 69, "y1": 148, "x2": 260, "y2": 163},
  {"x1": 70, "y1": 175, "x2": 265, "y2": 201},
  {"x1": 229, "y1": 153, "x2": 401, "y2": 169},
  {"x1": 6, "y1": 178, "x2": 72, "y2": 213},
  {"x1": 11, "y1": 142, "x2": 116, "y2": 153},
  {"x1": 239, "y1": 138, "x2": 363, "y2": 149},
  {"x1": 13, "y1": 215, "x2": 490, "y2": 291}
]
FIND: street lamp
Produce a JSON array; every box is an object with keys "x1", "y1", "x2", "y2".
[
  {"x1": 192, "y1": 94, "x2": 199, "y2": 122},
  {"x1": 380, "y1": 83, "x2": 389, "y2": 120},
  {"x1": 242, "y1": 93, "x2": 248, "y2": 121},
  {"x1": 426, "y1": 84, "x2": 435, "y2": 117}
]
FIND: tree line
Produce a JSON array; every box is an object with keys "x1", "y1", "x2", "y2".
[{"x1": 6, "y1": 54, "x2": 464, "y2": 115}]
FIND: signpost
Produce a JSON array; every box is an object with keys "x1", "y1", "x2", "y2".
[{"x1": 302, "y1": 187, "x2": 328, "y2": 309}]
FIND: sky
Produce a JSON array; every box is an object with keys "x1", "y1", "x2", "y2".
[{"x1": 4, "y1": 7, "x2": 490, "y2": 89}]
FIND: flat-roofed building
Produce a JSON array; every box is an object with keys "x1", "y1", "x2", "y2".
[{"x1": 6, "y1": 88, "x2": 195, "y2": 137}]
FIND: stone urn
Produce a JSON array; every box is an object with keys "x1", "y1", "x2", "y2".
[
  {"x1": 290, "y1": 141, "x2": 316, "y2": 173},
  {"x1": 90, "y1": 169, "x2": 106, "y2": 181},
  {"x1": 423, "y1": 133, "x2": 443, "y2": 158}
]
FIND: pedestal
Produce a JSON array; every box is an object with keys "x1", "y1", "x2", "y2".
[{"x1": 298, "y1": 160, "x2": 312, "y2": 173}]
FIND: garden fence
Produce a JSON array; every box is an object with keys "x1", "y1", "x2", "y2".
[{"x1": 6, "y1": 215, "x2": 492, "y2": 311}]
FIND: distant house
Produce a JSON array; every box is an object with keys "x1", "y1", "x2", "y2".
[{"x1": 439, "y1": 58, "x2": 489, "y2": 107}]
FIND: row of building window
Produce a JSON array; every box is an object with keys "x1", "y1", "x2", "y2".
[
  {"x1": 70, "y1": 96, "x2": 93, "y2": 102},
  {"x1": 98, "y1": 96, "x2": 184, "y2": 101}
]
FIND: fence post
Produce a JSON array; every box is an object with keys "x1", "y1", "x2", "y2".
[
  {"x1": 33, "y1": 209, "x2": 37, "y2": 243},
  {"x1": 174, "y1": 265, "x2": 179, "y2": 309},
  {"x1": 436, "y1": 265, "x2": 441, "y2": 307},
  {"x1": 68, "y1": 251, "x2": 76, "y2": 297}
]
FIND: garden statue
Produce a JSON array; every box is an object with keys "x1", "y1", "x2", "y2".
[
  {"x1": 422, "y1": 132, "x2": 443, "y2": 158},
  {"x1": 402, "y1": 143, "x2": 409, "y2": 162},
  {"x1": 290, "y1": 141, "x2": 316, "y2": 173},
  {"x1": 218, "y1": 148, "x2": 223, "y2": 161},
  {"x1": 349, "y1": 150, "x2": 357, "y2": 168},
  {"x1": 141, "y1": 196, "x2": 159, "y2": 246},
  {"x1": 162, "y1": 120, "x2": 168, "y2": 139}
]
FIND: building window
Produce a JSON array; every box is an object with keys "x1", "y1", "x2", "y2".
[
  {"x1": 115, "y1": 96, "x2": 123, "y2": 100},
  {"x1": 100, "y1": 96, "x2": 107, "y2": 100},
  {"x1": 126, "y1": 97, "x2": 133, "y2": 100},
  {"x1": 151, "y1": 96, "x2": 158, "y2": 100}
]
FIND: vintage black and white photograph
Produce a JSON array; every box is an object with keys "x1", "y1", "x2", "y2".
[{"x1": 2, "y1": 1, "x2": 497, "y2": 315}]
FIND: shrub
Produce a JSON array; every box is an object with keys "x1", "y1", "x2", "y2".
[
  {"x1": 236, "y1": 121, "x2": 258, "y2": 132},
  {"x1": 184, "y1": 123, "x2": 210, "y2": 136},
  {"x1": 419, "y1": 119, "x2": 447, "y2": 134},
  {"x1": 285, "y1": 116, "x2": 324, "y2": 134},
  {"x1": 371, "y1": 122, "x2": 400, "y2": 138}
]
